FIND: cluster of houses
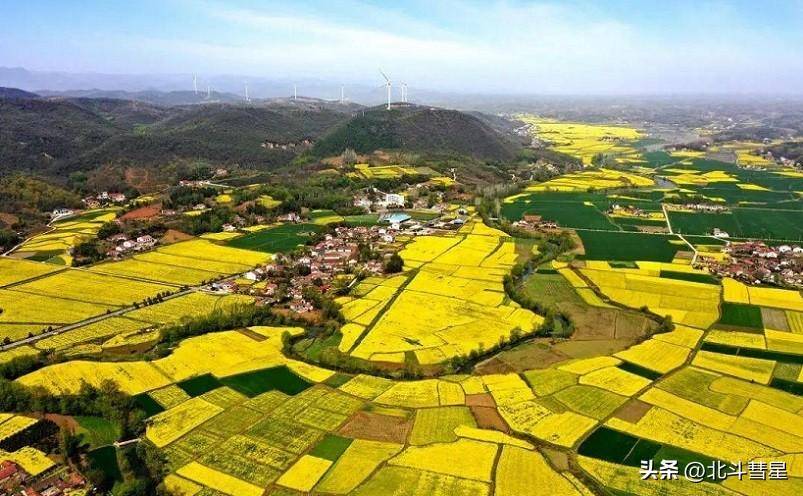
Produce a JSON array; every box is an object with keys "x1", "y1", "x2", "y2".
[
  {"x1": 698, "y1": 241, "x2": 803, "y2": 288},
  {"x1": 353, "y1": 189, "x2": 407, "y2": 210},
  {"x1": 215, "y1": 217, "x2": 463, "y2": 315},
  {"x1": 261, "y1": 139, "x2": 313, "y2": 150},
  {"x1": 238, "y1": 225, "x2": 403, "y2": 314},
  {"x1": 49, "y1": 209, "x2": 74, "y2": 220},
  {"x1": 512, "y1": 213, "x2": 559, "y2": 231},
  {"x1": 608, "y1": 204, "x2": 648, "y2": 217},
  {"x1": 0, "y1": 459, "x2": 87, "y2": 496},
  {"x1": 178, "y1": 179, "x2": 214, "y2": 188},
  {"x1": 105, "y1": 233, "x2": 157, "y2": 258},
  {"x1": 81, "y1": 191, "x2": 126, "y2": 209},
  {"x1": 680, "y1": 203, "x2": 729, "y2": 213}
]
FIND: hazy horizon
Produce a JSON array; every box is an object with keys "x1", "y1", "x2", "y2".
[{"x1": 2, "y1": 0, "x2": 802, "y2": 96}]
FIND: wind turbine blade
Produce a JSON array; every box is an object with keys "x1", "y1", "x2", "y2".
[{"x1": 378, "y1": 68, "x2": 390, "y2": 83}]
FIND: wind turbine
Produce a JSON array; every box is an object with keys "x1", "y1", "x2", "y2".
[
  {"x1": 340, "y1": 85, "x2": 345, "y2": 104},
  {"x1": 401, "y1": 82, "x2": 408, "y2": 103},
  {"x1": 379, "y1": 69, "x2": 392, "y2": 110},
  {"x1": 206, "y1": 85, "x2": 211, "y2": 99},
  {"x1": 193, "y1": 74, "x2": 198, "y2": 94},
  {"x1": 244, "y1": 81, "x2": 250, "y2": 102},
  {"x1": 293, "y1": 84, "x2": 297, "y2": 100}
]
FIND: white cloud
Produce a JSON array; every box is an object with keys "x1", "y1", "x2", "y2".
[{"x1": 68, "y1": 0, "x2": 803, "y2": 93}]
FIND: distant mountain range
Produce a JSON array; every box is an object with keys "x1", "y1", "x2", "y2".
[
  {"x1": 0, "y1": 66, "x2": 406, "y2": 106},
  {"x1": 0, "y1": 86, "x2": 522, "y2": 182}
]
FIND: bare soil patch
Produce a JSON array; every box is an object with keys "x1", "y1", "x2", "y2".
[
  {"x1": 465, "y1": 393, "x2": 496, "y2": 408},
  {"x1": 562, "y1": 303, "x2": 653, "y2": 341},
  {"x1": 552, "y1": 338, "x2": 637, "y2": 359},
  {"x1": 120, "y1": 203, "x2": 161, "y2": 221},
  {"x1": 237, "y1": 328, "x2": 267, "y2": 341},
  {"x1": 613, "y1": 399, "x2": 652, "y2": 423},
  {"x1": 470, "y1": 406, "x2": 509, "y2": 433},
  {"x1": 761, "y1": 308, "x2": 790, "y2": 332},
  {"x1": 542, "y1": 447, "x2": 570, "y2": 471},
  {"x1": 160, "y1": 230, "x2": 194, "y2": 244},
  {"x1": 475, "y1": 340, "x2": 571, "y2": 374},
  {"x1": 0, "y1": 212, "x2": 19, "y2": 226},
  {"x1": 338, "y1": 411, "x2": 412, "y2": 444},
  {"x1": 28, "y1": 413, "x2": 79, "y2": 432}
]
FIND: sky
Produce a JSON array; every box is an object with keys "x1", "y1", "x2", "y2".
[{"x1": 2, "y1": 0, "x2": 802, "y2": 95}]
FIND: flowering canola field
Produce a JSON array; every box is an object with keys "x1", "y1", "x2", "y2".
[{"x1": 343, "y1": 221, "x2": 543, "y2": 364}]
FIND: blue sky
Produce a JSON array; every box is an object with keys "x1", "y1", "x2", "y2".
[{"x1": 2, "y1": 0, "x2": 802, "y2": 94}]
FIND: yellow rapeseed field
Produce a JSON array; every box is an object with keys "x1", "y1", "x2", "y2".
[
  {"x1": 350, "y1": 224, "x2": 543, "y2": 364},
  {"x1": 0, "y1": 345, "x2": 37, "y2": 365},
  {"x1": 692, "y1": 350, "x2": 775, "y2": 384},
  {"x1": 389, "y1": 438, "x2": 497, "y2": 482},
  {"x1": 521, "y1": 169, "x2": 653, "y2": 192},
  {"x1": 0, "y1": 258, "x2": 62, "y2": 287},
  {"x1": 558, "y1": 356, "x2": 621, "y2": 375},
  {"x1": 375, "y1": 379, "x2": 441, "y2": 408},
  {"x1": 163, "y1": 474, "x2": 202, "y2": 496},
  {"x1": 18, "y1": 360, "x2": 171, "y2": 394},
  {"x1": 149, "y1": 385, "x2": 192, "y2": 409},
  {"x1": 578, "y1": 366, "x2": 651, "y2": 396},
  {"x1": 580, "y1": 267, "x2": 720, "y2": 329},
  {"x1": 722, "y1": 277, "x2": 750, "y2": 304},
  {"x1": 19, "y1": 326, "x2": 318, "y2": 394},
  {"x1": 705, "y1": 329, "x2": 766, "y2": 349},
  {"x1": 176, "y1": 462, "x2": 264, "y2": 496},
  {"x1": 316, "y1": 440, "x2": 403, "y2": 494},
  {"x1": 496, "y1": 446, "x2": 586, "y2": 496},
  {"x1": 0, "y1": 447, "x2": 55, "y2": 476},
  {"x1": 606, "y1": 407, "x2": 781, "y2": 461},
  {"x1": 638, "y1": 388, "x2": 736, "y2": 432},
  {"x1": 518, "y1": 115, "x2": 643, "y2": 165},
  {"x1": 276, "y1": 455, "x2": 333, "y2": 492},
  {"x1": 0, "y1": 415, "x2": 38, "y2": 443},
  {"x1": 454, "y1": 426, "x2": 534, "y2": 449},
  {"x1": 146, "y1": 397, "x2": 223, "y2": 447},
  {"x1": 614, "y1": 338, "x2": 691, "y2": 373},
  {"x1": 579, "y1": 456, "x2": 730, "y2": 496}
]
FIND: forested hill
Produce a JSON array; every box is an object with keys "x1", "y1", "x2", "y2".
[
  {"x1": 0, "y1": 87, "x2": 39, "y2": 100},
  {"x1": 311, "y1": 104, "x2": 521, "y2": 161},
  {"x1": 0, "y1": 90, "x2": 521, "y2": 179},
  {"x1": 0, "y1": 96, "x2": 121, "y2": 174},
  {"x1": 0, "y1": 94, "x2": 353, "y2": 176},
  {"x1": 57, "y1": 104, "x2": 352, "y2": 174}
]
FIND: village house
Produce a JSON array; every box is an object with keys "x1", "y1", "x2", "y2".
[
  {"x1": 685, "y1": 203, "x2": 729, "y2": 213},
  {"x1": 50, "y1": 208, "x2": 74, "y2": 219},
  {"x1": 279, "y1": 212, "x2": 301, "y2": 223},
  {"x1": 212, "y1": 280, "x2": 238, "y2": 293},
  {"x1": 701, "y1": 241, "x2": 803, "y2": 289},
  {"x1": 179, "y1": 179, "x2": 212, "y2": 187}
]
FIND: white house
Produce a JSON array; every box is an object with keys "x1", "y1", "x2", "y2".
[
  {"x1": 383, "y1": 193, "x2": 405, "y2": 207},
  {"x1": 51, "y1": 208, "x2": 74, "y2": 218}
]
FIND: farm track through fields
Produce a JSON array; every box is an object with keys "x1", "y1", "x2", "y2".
[
  {"x1": 346, "y1": 270, "x2": 417, "y2": 354},
  {"x1": 0, "y1": 287, "x2": 198, "y2": 352},
  {"x1": 0, "y1": 266, "x2": 69, "y2": 289}
]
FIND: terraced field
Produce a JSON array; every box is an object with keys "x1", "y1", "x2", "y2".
[{"x1": 10, "y1": 208, "x2": 119, "y2": 265}]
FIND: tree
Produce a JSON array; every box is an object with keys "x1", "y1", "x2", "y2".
[
  {"x1": 0, "y1": 228, "x2": 20, "y2": 252},
  {"x1": 384, "y1": 253, "x2": 404, "y2": 274},
  {"x1": 59, "y1": 427, "x2": 83, "y2": 460},
  {"x1": 341, "y1": 148, "x2": 358, "y2": 165},
  {"x1": 97, "y1": 221, "x2": 122, "y2": 240}
]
